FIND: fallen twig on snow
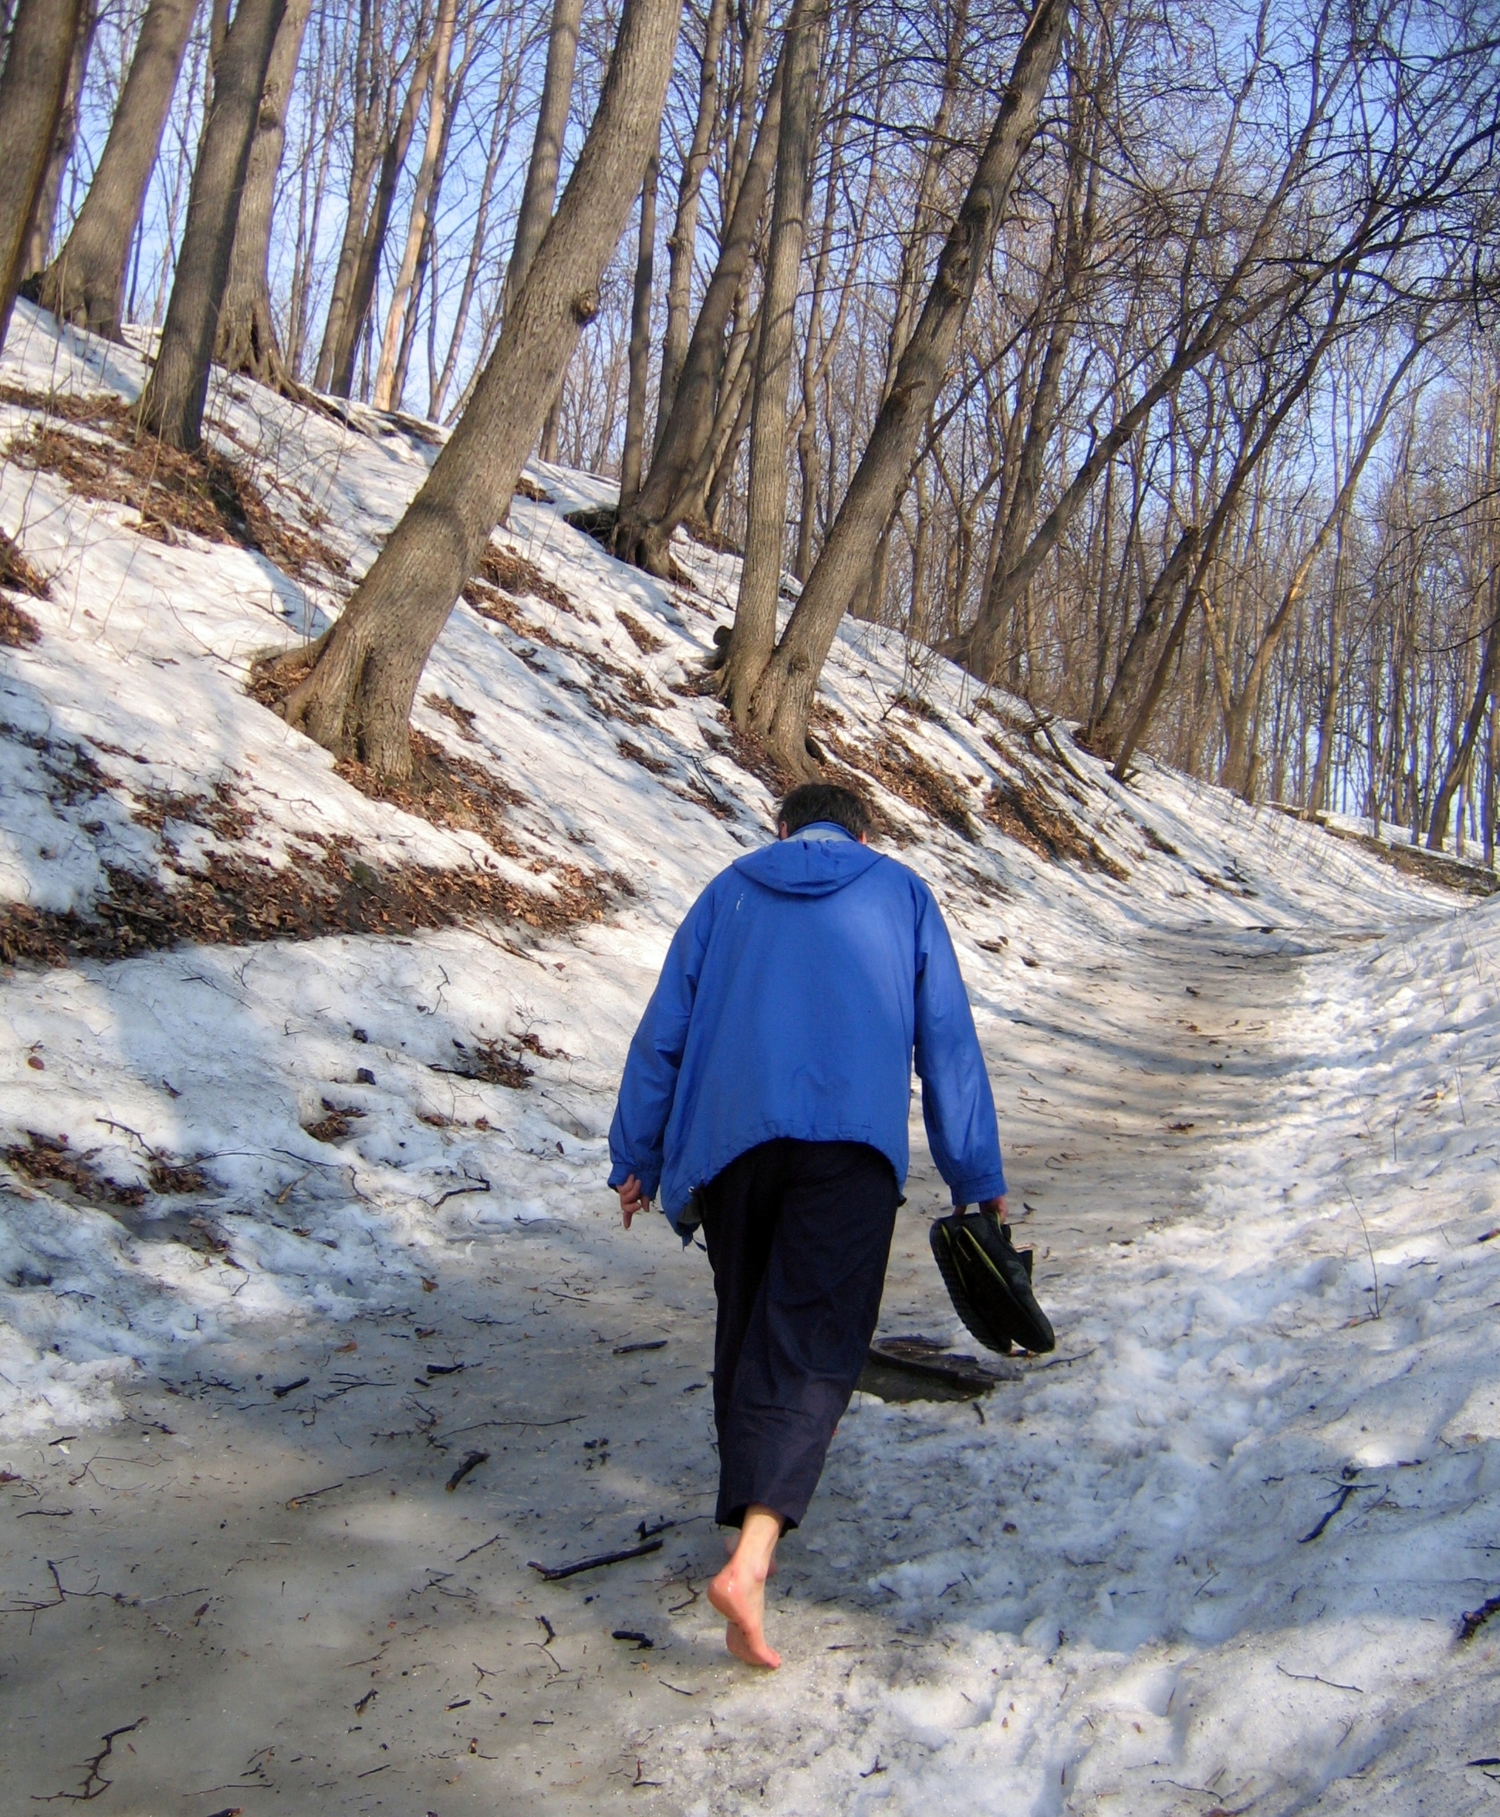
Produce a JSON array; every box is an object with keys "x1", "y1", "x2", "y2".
[
  {"x1": 1459, "y1": 1592, "x2": 1500, "y2": 1642},
  {"x1": 527, "y1": 1537, "x2": 663, "y2": 1581},
  {"x1": 445, "y1": 1450, "x2": 489, "y2": 1492}
]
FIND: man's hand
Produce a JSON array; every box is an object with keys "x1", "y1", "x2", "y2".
[
  {"x1": 617, "y1": 1175, "x2": 649, "y2": 1229},
  {"x1": 956, "y1": 1195, "x2": 1008, "y2": 1221}
]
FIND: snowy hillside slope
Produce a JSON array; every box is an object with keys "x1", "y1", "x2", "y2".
[
  {"x1": 0, "y1": 301, "x2": 1497, "y2": 1813},
  {"x1": 0, "y1": 297, "x2": 1436, "y2": 1441}
]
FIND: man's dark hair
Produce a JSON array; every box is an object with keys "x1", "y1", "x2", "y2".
[{"x1": 778, "y1": 782, "x2": 871, "y2": 839}]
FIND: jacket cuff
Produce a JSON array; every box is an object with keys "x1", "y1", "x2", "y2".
[
  {"x1": 608, "y1": 1158, "x2": 661, "y2": 1200},
  {"x1": 948, "y1": 1166, "x2": 1007, "y2": 1206}
]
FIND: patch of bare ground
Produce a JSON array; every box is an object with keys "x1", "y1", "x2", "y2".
[
  {"x1": 3, "y1": 1131, "x2": 145, "y2": 1207},
  {"x1": 982, "y1": 757, "x2": 1128, "y2": 878},
  {"x1": 130, "y1": 779, "x2": 256, "y2": 841},
  {"x1": 0, "y1": 595, "x2": 40, "y2": 647},
  {"x1": 0, "y1": 526, "x2": 49, "y2": 599},
  {"x1": 615, "y1": 608, "x2": 665, "y2": 654},
  {"x1": 0, "y1": 832, "x2": 618, "y2": 967},
  {"x1": 825, "y1": 729, "x2": 975, "y2": 843},
  {"x1": 424, "y1": 693, "x2": 479, "y2": 742},
  {"x1": 2, "y1": 387, "x2": 346, "y2": 582},
  {"x1": 471, "y1": 541, "x2": 575, "y2": 613},
  {"x1": 430, "y1": 1036, "x2": 533, "y2": 1088},
  {"x1": 304, "y1": 1099, "x2": 366, "y2": 1143}
]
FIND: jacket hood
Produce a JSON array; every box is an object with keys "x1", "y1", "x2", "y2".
[{"x1": 733, "y1": 828, "x2": 884, "y2": 898}]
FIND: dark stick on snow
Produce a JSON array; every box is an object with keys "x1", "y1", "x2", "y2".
[
  {"x1": 445, "y1": 1450, "x2": 489, "y2": 1492},
  {"x1": 612, "y1": 1628, "x2": 654, "y2": 1648},
  {"x1": 272, "y1": 1375, "x2": 311, "y2": 1398},
  {"x1": 1298, "y1": 1482, "x2": 1357, "y2": 1544},
  {"x1": 1460, "y1": 1592, "x2": 1500, "y2": 1642},
  {"x1": 527, "y1": 1537, "x2": 663, "y2": 1581},
  {"x1": 614, "y1": 1338, "x2": 667, "y2": 1355}
]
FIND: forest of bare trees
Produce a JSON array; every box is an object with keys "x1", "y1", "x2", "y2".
[{"x1": 7, "y1": 0, "x2": 1500, "y2": 845}]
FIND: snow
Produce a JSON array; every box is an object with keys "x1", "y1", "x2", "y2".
[{"x1": 1, "y1": 300, "x2": 1497, "y2": 1812}]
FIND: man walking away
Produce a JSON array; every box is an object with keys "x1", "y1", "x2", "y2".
[{"x1": 609, "y1": 783, "x2": 1006, "y2": 1667}]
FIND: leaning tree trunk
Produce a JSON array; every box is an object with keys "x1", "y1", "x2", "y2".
[
  {"x1": 138, "y1": 0, "x2": 286, "y2": 449},
  {"x1": 655, "y1": 0, "x2": 730, "y2": 439},
  {"x1": 37, "y1": 0, "x2": 198, "y2": 340},
  {"x1": 273, "y1": 0, "x2": 682, "y2": 780},
  {"x1": 617, "y1": 140, "x2": 659, "y2": 511},
  {"x1": 744, "y1": 0, "x2": 1071, "y2": 774},
  {"x1": 0, "y1": 0, "x2": 87, "y2": 348},
  {"x1": 722, "y1": 0, "x2": 825, "y2": 723},
  {"x1": 214, "y1": 0, "x2": 314, "y2": 390},
  {"x1": 499, "y1": 0, "x2": 584, "y2": 321},
  {"x1": 611, "y1": 54, "x2": 784, "y2": 575},
  {"x1": 20, "y1": 0, "x2": 96, "y2": 282}
]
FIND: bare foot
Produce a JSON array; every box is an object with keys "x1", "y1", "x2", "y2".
[
  {"x1": 723, "y1": 1532, "x2": 776, "y2": 1576},
  {"x1": 708, "y1": 1560, "x2": 780, "y2": 1669}
]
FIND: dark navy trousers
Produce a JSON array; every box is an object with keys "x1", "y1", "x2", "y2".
[{"x1": 697, "y1": 1138, "x2": 900, "y2": 1530}]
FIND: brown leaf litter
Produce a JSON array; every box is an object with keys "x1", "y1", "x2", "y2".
[
  {"x1": 3, "y1": 1132, "x2": 145, "y2": 1207},
  {"x1": 1, "y1": 386, "x2": 346, "y2": 583},
  {"x1": 982, "y1": 754, "x2": 1129, "y2": 879}
]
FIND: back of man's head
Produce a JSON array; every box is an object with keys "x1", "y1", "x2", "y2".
[{"x1": 778, "y1": 782, "x2": 872, "y2": 840}]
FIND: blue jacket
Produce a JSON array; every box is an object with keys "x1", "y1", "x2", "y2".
[{"x1": 608, "y1": 824, "x2": 1005, "y2": 1233}]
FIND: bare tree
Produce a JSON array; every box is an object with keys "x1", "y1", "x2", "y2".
[
  {"x1": 722, "y1": 0, "x2": 826, "y2": 721},
  {"x1": 38, "y1": 0, "x2": 199, "y2": 339},
  {"x1": 0, "y1": 0, "x2": 88, "y2": 347},
  {"x1": 373, "y1": 0, "x2": 457, "y2": 408},
  {"x1": 655, "y1": 0, "x2": 732, "y2": 434},
  {"x1": 612, "y1": 43, "x2": 783, "y2": 573},
  {"x1": 500, "y1": 0, "x2": 584, "y2": 320},
  {"x1": 215, "y1": 0, "x2": 316, "y2": 389},
  {"x1": 618, "y1": 140, "x2": 659, "y2": 509},
  {"x1": 270, "y1": 0, "x2": 683, "y2": 778},
  {"x1": 137, "y1": 0, "x2": 287, "y2": 449},
  {"x1": 743, "y1": 0, "x2": 1071, "y2": 772},
  {"x1": 19, "y1": 0, "x2": 96, "y2": 283}
]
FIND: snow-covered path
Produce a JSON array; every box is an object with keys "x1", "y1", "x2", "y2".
[{"x1": 8, "y1": 900, "x2": 1494, "y2": 1816}]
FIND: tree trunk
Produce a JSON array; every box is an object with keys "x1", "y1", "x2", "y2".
[
  {"x1": 373, "y1": 0, "x2": 457, "y2": 409},
  {"x1": 0, "y1": 0, "x2": 87, "y2": 348},
  {"x1": 744, "y1": 0, "x2": 1070, "y2": 773},
  {"x1": 723, "y1": 0, "x2": 824, "y2": 722},
  {"x1": 327, "y1": 38, "x2": 433, "y2": 398},
  {"x1": 1085, "y1": 523, "x2": 1202, "y2": 754},
  {"x1": 274, "y1": 0, "x2": 681, "y2": 779},
  {"x1": 313, "y1": 0, "x2": 388, "y2": 393},
  {"x1": 612, "y1": 52, "x2": 784, "y2": 575},
  {"x1": 19, "y1": 0, "x2": 95, "y2": 283},
  {"x1": 618, "y1": 142, "x2": 659, "y2": 510},
  {"x1": 214, "y1": 0, "x2": 314, "y2": 390},
  {"x1": 655, "y1": 0, "x2": 730, "y2": 439},
  {"x1": 499, "y1": 0, "x2": 584, "y2": 321},
  {"x1": 37, "y1": 0, "x2": 198, "y2": 340},
  {"x1": 138, "y1": 0, "x2": 286, "y2": 449}
]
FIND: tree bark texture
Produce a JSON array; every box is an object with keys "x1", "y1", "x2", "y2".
[
  {"x1": 20, "y1": 0, "x2": 96, "y2": 282},
  {"x1": 612, "y1": 52, "x2": 785, "y2": 575},
  {"x1": 723, "y1": 0, "x2": 825, "y2": 722},
  {"x1": 499, "y1": 0, "x2": 584, "y2": 321},
  {"x1": 373, "y1": 0, "x2": 457, "y2": 409},
  {"x1": 655, "y1": 0, "x2": 730, "y2": 439},
  {"x1": 0, "y1": 0, "x2": 87, "y2": 348},
  {"x1": 745, "y1": 0, "x2": 1071, "y2": 772},
  {"x1": 214, "y1": 0, "x2": 315, "y2": 390},
  {"x1": 138, "y1": 0, "x2": 286, "y2": 448},
  {"x1": 278, "y1": 0, "x2": 682, "y2": 779},
  {"x1": 618, "y1": 142, "x2": 659, "y2": 510},
  {"x1": 38, "y1": 0, "x2": 199, "y2": 339}
]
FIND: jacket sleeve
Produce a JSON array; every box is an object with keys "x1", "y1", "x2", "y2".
[
  {"x1": 912, "y1": 884, "x2": 1007, "y2": 1205},
  {"x1": 607, "y1": 884, "x2": 717, "y2": 1202}
]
